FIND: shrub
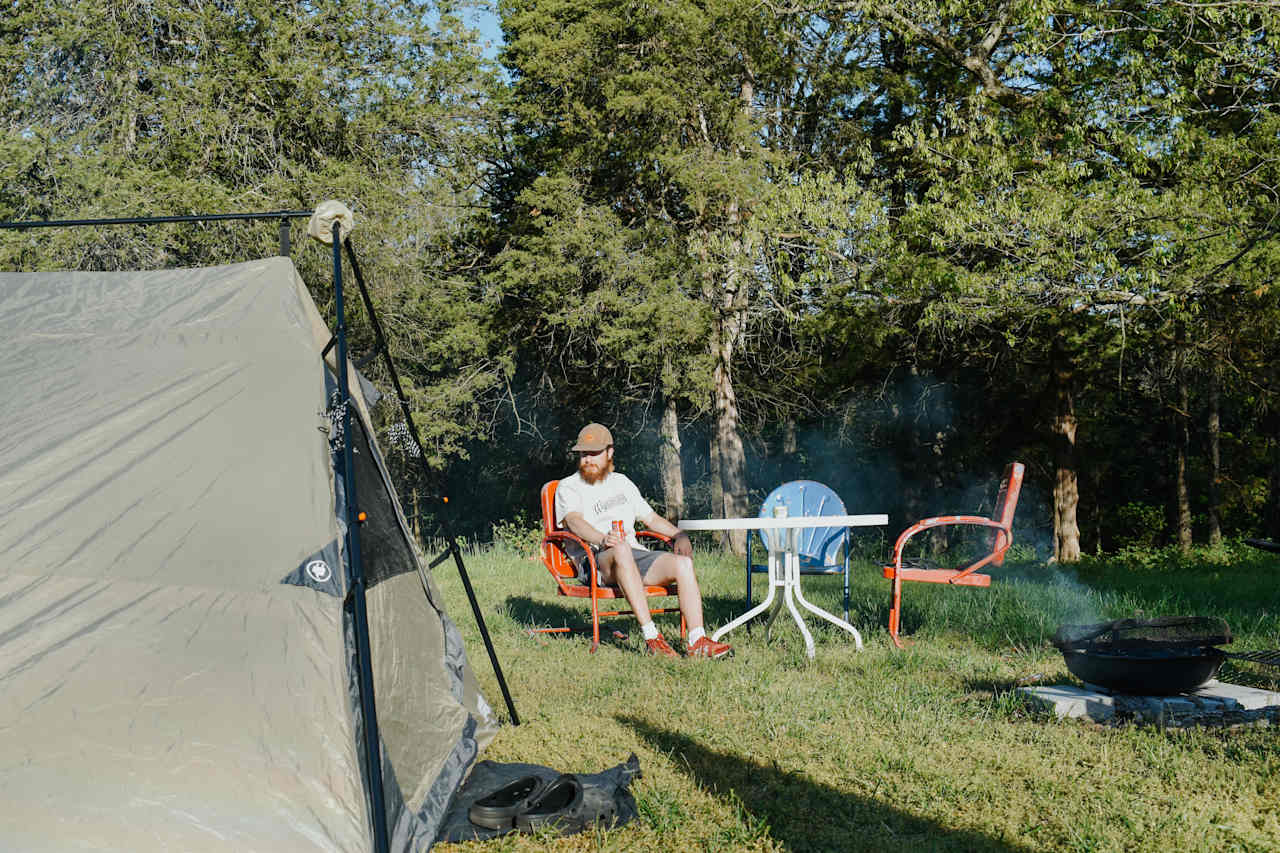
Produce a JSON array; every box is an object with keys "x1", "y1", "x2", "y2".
[
  {"x1": 491, "y1": 512, "x2": 543, "y2": 555},
  {"x1": 1111, "y1": 501, "x2": 1166, "y2": 549}
]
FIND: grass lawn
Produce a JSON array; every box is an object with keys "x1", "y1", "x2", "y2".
[{"x1": 432, "y1": 539, "x2": 1280, "y2": 852}]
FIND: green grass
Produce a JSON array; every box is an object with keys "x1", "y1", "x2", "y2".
[{"x1": 432, "y1": 541, "x2": 1280, "y2": 852}]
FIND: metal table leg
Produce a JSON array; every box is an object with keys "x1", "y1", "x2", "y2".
[
  {"x1": 782, "y1": 545, "x2": 816, "y2": 658},
  {"x1": 792, "y1": 573, "x2": 863, "y2": 650},
  {"x1": 763, "y1": 548, "x2": 787, "y2": 639},
  {"x1": 711, "y1": 548, "x2": 781, "y2": 643}
]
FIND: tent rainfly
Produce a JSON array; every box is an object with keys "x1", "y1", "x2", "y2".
[{"x1": 0, "y1": 257, "x2": 497, "y2": 850}]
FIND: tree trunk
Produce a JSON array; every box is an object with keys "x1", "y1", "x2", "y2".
[
  {"x1": 701, "y1": 70, "x2": 756, "y2": 556},
  {"x1": 1051, "y1": 336, "x2": 1081, "y2": 562},
  {"x1": 709, "y1": 427, "x2": 724, "y2": 548},
  {"x1": 659, "y1": 397, "x2": 685, "y2": 520},
  {"x1": 411, "y1": 487, "x2": 420, "y2": 543},
  {"x1": 925, "y1": 417, "x2": 951, "y2": 554},
  {"x1": 897, "y1": 360, "x2": 928, "y2": 527},
  {"x1": 910, "y1": 380, "x2": 951, "y2": 554},
  {"x1": 117, "y1": 67, "x2": 138, "y2": 155},
  {"x1": 1092, "y1": 468, "x2": 1104, "y2": 555},
  {"x1": 1175, "y1": 347, "x2": 1193, "y2": 553},
  {"x1": 1207, "y1": 369, "x2": 1222, "y2": 546},
  {"x1": 1269, "y1": 426, "x2": 1280, "y2": 536},
  {"x1": 780, "y1": 415, "x2": 798, "y2": 482},
  {"x1": 706, "y1": 235, "x2": 750, "y2": 555},
  {"x1": 712, "y1": 321, "x2": 748, "y2": 554}
]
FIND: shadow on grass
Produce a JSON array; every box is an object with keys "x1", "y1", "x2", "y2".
[
  {"x1": 503, "y1": 595, "x2": 638, "y2": 651},
  {"x1": 965, "y1": 665, "x2": 1279, "y2": 697},
  {"x1": 617, "y1": 715, "x2": 1032, "y2": 853},
  {"x1": 958, "y1": 677, "x2": 1065, "y2": 723},
  {"x1": 506, "y1": 581, "x2": 893, "y2": 651},
  {"x1": 504, "y1": 594, "x2": 734, "y2": 652},
  {"x1": 504, "y1": 594, "x2": 595, "y2": 632},
  {"x1": 961, "y1": 676, "x2": 1042, "y2": 694},
  {"x1": 504, "y1": 592, "x2": 758, "y2": 635}
]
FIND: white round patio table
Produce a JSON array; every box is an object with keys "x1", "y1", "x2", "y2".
[{"x1": 678, "y1": 514, "x2": 888, "y2": 659}]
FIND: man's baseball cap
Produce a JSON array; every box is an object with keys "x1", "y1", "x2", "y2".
[{"x1": 571, "y1": 423, "x2": 613, "y2": 452}]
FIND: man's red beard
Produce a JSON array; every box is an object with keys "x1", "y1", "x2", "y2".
[{"x1": 578, "y1": 456, "x2": 614, "y2": 485}]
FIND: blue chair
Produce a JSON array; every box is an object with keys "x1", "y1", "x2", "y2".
[{"x1": 746, "y1": 480, "x2": 852, "y2": 621}]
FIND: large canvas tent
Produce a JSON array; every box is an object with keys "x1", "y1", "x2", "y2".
[{"x1": 0, "y1": 256, "x2": 497, "y2": 850}]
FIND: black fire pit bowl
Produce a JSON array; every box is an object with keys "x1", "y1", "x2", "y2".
[
  {"x1": 1061, "y1": 647, "x2": 1225, "y2": 695},
  {"x1": 1053, "y1": 617, "x2": 1234, "y2": 695},
  {"x1": 1056, "y1": 617, "x2": 1280, "y2": 694}
]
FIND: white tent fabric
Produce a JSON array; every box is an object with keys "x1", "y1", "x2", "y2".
[{"x1": 0, "y1": 258, "x2": 496, "y2": 851}]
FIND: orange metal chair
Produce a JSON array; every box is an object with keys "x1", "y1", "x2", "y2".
[
  {"x1": 535, "y1": 480, "x2": 685, "y2": 652},
  {"x1": 883, "y1": 462, "x2": 1025, "y2": 648}
]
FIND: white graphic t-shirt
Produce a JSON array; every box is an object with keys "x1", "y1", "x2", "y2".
[{"x1": 554, "y1": 471, "x2": 654, "y2": 550}]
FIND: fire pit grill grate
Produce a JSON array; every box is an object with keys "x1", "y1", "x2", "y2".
[
  {"x1": 1052, "y1": 616, "x2": 1231, "y2": 653},
  {"x1": 1223, "y1": 649, "x2": 1280, "y2": 667}
]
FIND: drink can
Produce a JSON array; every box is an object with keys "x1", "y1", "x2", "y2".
[{"x1": 612, "y1": 520, "x2": 625, "y2": 539}]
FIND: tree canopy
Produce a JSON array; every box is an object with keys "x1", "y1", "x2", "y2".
[{"x1": 4, "y1": 0, "x2": 1279, "y2": 554}]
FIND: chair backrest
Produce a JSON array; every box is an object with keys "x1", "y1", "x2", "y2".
[
  {"x1": 539, "y1": 480, "x2": 576, "y2": 581},
  {"x1": 758, "y1": 480, "x2": 848, "y2": 564},
  {"x1": 989, "y1": 463, "x2": 1025, "y2": 565}
]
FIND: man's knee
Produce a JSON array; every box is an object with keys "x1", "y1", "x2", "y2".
[
  {"x1": 610, "y1": 546, "x2": 641, "y2": 575},
  {"x1": 661, "y1": 554, "x2": 695, "y2": 584}
]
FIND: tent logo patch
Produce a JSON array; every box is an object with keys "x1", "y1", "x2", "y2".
[
  {"x1": 306, "y1": 560, "x2": 333, "y2": 583},
  {"x1": 283, "y1": 541, "x2": 342, "y2": 596}
]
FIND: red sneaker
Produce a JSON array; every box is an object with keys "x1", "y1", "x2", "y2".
[
  {"x1": 644, "y1": 634, "x2": 679, "y2": 658},
  {"x1": 685, "y1": 636, "x2": 733, "y2": 659}
]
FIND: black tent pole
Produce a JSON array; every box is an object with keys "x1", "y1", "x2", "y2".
[
  {"x1": 278, "y1": 216, "x2": 292, "y2": 256},
  {"x1": 331, "y1": 223, "x2": 391, "y2": 853},
  {"x1": 343, "y1": 242, "x2": 519, "y2": 726},
  {"x1": 0, "y1": 211, "x2": 313, "y2": 230}
]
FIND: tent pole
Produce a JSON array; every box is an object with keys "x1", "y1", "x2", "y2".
[
  {"x1": 444, "y1": 536, "x2": 520, "y2": 725},
  {"x1": 343, "y1": 242, "x2": 520, "y2": 726},
  {"x1": 0, "y1": 210, "x2": 313, "y2": 231},
  {"x1": 332, "y1": 223, "x2": 391, "y2": 853}
]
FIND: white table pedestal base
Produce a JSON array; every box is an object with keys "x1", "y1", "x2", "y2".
[
  {"x1": 711, "y1": 533, "x2": 863, "y2": 659},
  {"x1": 678, "y1": 514, "x2": 884, "y2": 659}
]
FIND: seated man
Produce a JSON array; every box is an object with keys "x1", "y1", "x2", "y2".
[{"x1": 555, "y1": 423, "x2": 732, "y2": 659}]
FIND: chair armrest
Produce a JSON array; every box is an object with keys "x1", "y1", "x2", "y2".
[
  {"x1": 543, "y1": 528, "x2": 593, "y2": 549},
  {"x1": 543, "y1": 529, "x2": 601, "y2": 593},
  {"x1": 891, "y1": 516, "x2": 1011, "y2": 580},
  {"x1": 637, "y1": 529, "x2": 672, "y2": 546}
]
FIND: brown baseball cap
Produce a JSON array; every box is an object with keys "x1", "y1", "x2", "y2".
[{"x1": 571, "y1": 423, "x2": 613, "y2": 452}]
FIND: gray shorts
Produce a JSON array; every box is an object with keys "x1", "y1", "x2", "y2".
[{"x1": 565, "y1": 544, "x2": 664, "y2": 586}]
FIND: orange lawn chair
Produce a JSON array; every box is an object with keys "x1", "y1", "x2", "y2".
[
  {"x1": 534, "y1": 480, "x2": 684, "y2": 652},
  {"x1": 883, "y1": 462, "x2": 1025, "y2": 648}
]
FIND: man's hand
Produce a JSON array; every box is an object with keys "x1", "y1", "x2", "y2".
[
  {"x1": 601, "y1": 530, "x2": 625, "y2": 549},
  {"x1": 672, "y1": 531, "x2": 693, "y2": 557}
]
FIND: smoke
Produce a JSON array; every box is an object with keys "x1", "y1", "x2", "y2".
[
  {"x1": 1010, "y1": 477, "x2": 1054, "y2": 563},
  {"x1": 1033, "y1": 562, "x2": 1107, "y2": 629}
]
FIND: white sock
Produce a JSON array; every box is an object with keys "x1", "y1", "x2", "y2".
[
  {"x1": 687, "y1": 627, "x2": 706, "y2": 645},
  {"x1": 640, "y1": 621, "x2": 660, "y2": 641}
]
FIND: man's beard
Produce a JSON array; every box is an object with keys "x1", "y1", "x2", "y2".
[{"x1": 579, "y1": 456, "x2": 614, "y2": 485}]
